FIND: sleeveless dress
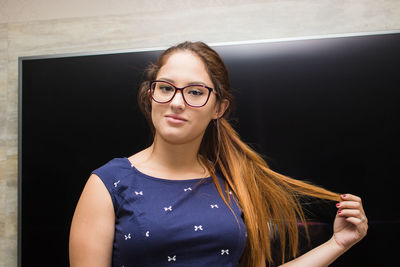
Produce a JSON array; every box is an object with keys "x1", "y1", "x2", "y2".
[{"x1": 91, "y1": 157, "x2": 247, "y2": 267}]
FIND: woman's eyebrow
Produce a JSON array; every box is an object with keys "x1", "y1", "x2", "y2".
[
  {"x1": 157, "y1": 77, "x2": 174, "y2": 83},
  {"x1": 188, "y1": 81, "x2": 207, "y2": 86},
  {"x1": 157, "y1": 77, "x2": 208, "y2": 86}
]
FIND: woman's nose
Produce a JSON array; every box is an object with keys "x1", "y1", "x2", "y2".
[{"x1": 170, "y1": 90, "x2": 186, "y2": 109}]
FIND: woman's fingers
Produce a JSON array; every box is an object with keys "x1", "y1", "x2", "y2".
[
  {"x1": 344, "y1": 217, "x2": 369, "y2": 232},
  {"x1": 338, "y1": 194, "x2": 365, "y2": 212},
  {"x1": 340, "y1": 193, "x2": 361, "y2": 203},
  {"x1": 337, "y1": 193, "x2": 368, "y2": 224},
  {"x1": 336, "y1": 201, "x2": 361, "y2": 210},
  {"x1": 337, "y1": 209, "x2": 366, "y2": 221}
]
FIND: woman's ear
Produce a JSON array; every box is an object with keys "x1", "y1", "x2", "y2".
[
  {"x1": 147, "y1": 89, "x2": 152, "y2": 102},
  {"x1": 213, "y1": 99, "x2": 229, "y2": 119}
]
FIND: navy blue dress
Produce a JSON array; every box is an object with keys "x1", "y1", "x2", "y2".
[{"x1": 91, "y1": 157, "x2": 247, "y2": 267}]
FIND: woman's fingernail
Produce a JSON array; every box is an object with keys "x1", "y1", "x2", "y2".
[
  {"x1": 336, "y1": 203, "x2": 340, "y2": 208},
  {"x1": 341, "y1": 194, "x2": 347, "y2": 198},
  {"x1": 338, "y1": 210, "x2": 342, "y2": 214}
]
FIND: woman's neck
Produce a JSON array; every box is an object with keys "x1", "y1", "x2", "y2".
[
  {"x1": 130, "y1": 134, "x2": 208, "y2": 179},
  {"x1": 152, "y1": 135, "x2": 202, "y2": 168}
]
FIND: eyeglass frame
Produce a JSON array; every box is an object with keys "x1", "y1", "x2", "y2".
[{"x1": 149, "y1": 80, "x2": 216, "y2": 107}]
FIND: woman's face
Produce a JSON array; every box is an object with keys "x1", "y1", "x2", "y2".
[{"x1": 151, "y1": 51, "x2": 224, "y2": 145}]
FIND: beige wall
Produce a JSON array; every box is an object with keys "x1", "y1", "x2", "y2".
[{"x1": 0, "y1": 0, "x2": 399, "y2": 266}]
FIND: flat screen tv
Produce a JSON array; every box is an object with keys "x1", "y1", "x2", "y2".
[{"x1": 19, "y1": 31, "x2": 400, "y2": 266}]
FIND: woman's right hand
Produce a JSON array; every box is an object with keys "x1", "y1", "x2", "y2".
[{"x1": 69, "y1": 174, "x2": 115, "y2": 267}]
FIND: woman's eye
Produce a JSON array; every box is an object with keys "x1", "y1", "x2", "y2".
[
  {"x1": 188, "y1": 89, "x2": 204, "y2": 96},
  {"x1": 160, "y1": 86, "x2": 174, "y2": 92}
]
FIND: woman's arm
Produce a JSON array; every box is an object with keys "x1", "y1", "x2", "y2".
[
  {"x1": 69, "y1": 174, "x2": 115, "y2": 267},
  {"x1": 280, "y1": 194, "x2": 368, "y2": 267}
]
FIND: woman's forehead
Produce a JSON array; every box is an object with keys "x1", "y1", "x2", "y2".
[{"x1": 157, "y1": 51, "x2": 212, "y2": 86}]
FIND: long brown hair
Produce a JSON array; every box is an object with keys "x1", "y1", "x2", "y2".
[{"x1": 137, "y1": 41, "x2": 341, "y2": 266}]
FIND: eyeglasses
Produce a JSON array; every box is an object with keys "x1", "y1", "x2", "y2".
[{"x1": 150, "y1": 80, "x2": 215, "y2": 107}]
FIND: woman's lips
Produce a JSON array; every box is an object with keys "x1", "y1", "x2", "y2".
[{"x1": 165, "y1": 115, "x2": 187, "y2": 124}]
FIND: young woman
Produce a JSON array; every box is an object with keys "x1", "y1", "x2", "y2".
[{"x1": 69, "y1": 41, "x2": 368, "y2": 267}]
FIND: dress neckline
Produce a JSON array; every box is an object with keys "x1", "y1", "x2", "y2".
[{"x1": 123, "y1": 157, "x2": 213, "y2": 183}]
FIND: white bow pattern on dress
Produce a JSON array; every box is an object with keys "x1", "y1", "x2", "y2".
[
  {"x1": 164, "y1": 206, "x2": 172, "y2": 211},
  {"x1": 184, "y1": 187, "x2": 192, "y2": 192},
  {"x1": 221, "y1": 249, "x2": 229, "y2": 255},
  {"x1": 210, "y1": 204, "x2": 219, "y2": 208},
  {"x1": 135, "y1": 191, "x2": 143, "y2": 195},
  {"x1": 194, "y1": 225, "x2": 203, "y2": 231},
  {"x1": 114, "y1": 180, "x2": 120, "y2": 187},
  {"x1": 124, "y1": 233, "x2": 131, "y2": 240},
  {"x1": 168, "y1": 255, "x2": 176, "y2": 262},
  {"x1": 145, "y1": 231, "x2": 150, "y2": 237}
]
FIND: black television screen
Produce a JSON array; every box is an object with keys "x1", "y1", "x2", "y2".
[{"x1": 20, "y1": 32, "x2": 400, "y2": 266}]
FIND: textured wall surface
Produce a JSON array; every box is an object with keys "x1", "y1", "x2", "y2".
[{"x1": 0, "y1": 0, "x2": 399, "y2": 266}]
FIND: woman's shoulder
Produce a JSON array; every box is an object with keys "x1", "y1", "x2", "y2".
[
  {"x1": 90, "y1": 157, "x2": 134, "y2": 190},
  {"x1": 92, "y1": 157, "x2": 130, "y2": 175},
  {"x1": 90, "y1": 156, "x2": 138, "y2": 212}
]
